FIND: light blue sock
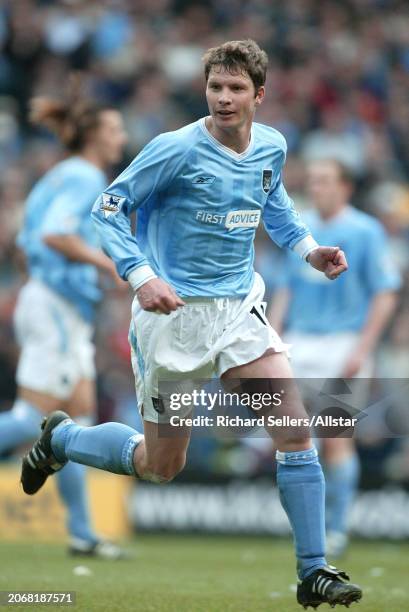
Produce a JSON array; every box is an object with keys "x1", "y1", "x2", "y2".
[
  {"x1": 325, "y1": 453, "x2": 360, "y2": 535},
  {"x1": 276, "y1": 447, "x2": 327, "y2": 580},
  {"x1": 0, "y1": 399, "x2": 43, "y2": 453},
  {"x1": 56, "y1": 461, "x2": 98, "y2": 544},
  {"x1": 51, "y1": 421, "x2": 143, "y2": 476}
]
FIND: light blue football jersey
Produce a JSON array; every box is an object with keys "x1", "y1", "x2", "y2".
[
  {"x1": 17, "y1": 157, "x2": 107, "y2": 321},
  {"x1": 92, "y1": 118, "x2": 312, "y2": 297},
  {"x1": 278, "y1": 206, "x2": 401, "y2": 333}
]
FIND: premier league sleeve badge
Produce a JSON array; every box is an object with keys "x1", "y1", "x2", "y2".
[{"x1": 100, "y1": 193, "x2": 126, "y2": 218}]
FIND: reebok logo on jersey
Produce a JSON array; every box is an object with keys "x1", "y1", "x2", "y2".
[
  {"x1": 225, "y1": 210, "x2": 261, "y2": 230},
  {"x1": 192, "y1": 176, "x2": 216, "y2": 184},
  {"x1": 101, "y1": 193, "x2": 125, "y2": 218}
]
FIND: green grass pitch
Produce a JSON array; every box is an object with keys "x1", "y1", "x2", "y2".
[{"x1": 0, "y1": 536, "x2": 407, "y2": 611}]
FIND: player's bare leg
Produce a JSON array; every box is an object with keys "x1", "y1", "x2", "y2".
[
  {"x1": 65, "y1": 378, "x2": 96, "y2": 418},
  {"x1": 222, "y1": 349, "x2": 312, "y2": 451},
  {"x1": 133, "y1": 419, "x2": 191, "y2": 483},
  {"x1": 19, "y1": 377, "x2": 96, "y2": 417},
  {"x1": 19, "y1": 387, "x2": 65, "y2": 414}
]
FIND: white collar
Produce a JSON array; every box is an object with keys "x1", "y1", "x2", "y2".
[{"x1": 199, "y1": 117, "x2": 254, "y2": 160}]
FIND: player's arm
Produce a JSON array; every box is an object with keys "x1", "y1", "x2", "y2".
[
  {"x1": 267, "y1": 287, "x2": 291, "y2": 333},
  {"x1": 262, "y1": 161, "x2": 347, "y2": 280},
  {"x1": 341, "y1": 223, "x2": 400, "y2": 377},
  {"x1": 14, "y1": 230, "x2": 29, "y2": 276},
  {"x1": 342, "y1": 291, "x2": 398, "y2": 377},
  {"x1": 91, "y1": 134, "x2": 186, "y2": 314},
  {"x1": 43, "y1": 233, "x2": 122, "y2": 285},
  {"x1": 41, "y1": 177, "x2": 124, "y2": 287},
  {"x1": 266, "y1": 248, "x2": 292, "y2": 332}
]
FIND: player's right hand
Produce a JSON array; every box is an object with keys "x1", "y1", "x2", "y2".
[
  {"x1": 308, "y1": 246, "x2": 348, "y2": 280},
  {"x1": 136, "y1": 278, "x2": 185, "y2": 314}
]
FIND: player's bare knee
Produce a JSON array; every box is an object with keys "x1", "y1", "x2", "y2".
[
  {"x1": 143, "y1": 471, "x2": 174, "y2": 484},
  {"x1": 145, "y1": 453, "x2": 186, "y2": 484},
  {"x1": 321, "y1": 437, "x2": 354, "y2": 463}
]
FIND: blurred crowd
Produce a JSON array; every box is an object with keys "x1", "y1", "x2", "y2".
[{"x1": 1, "y1": 0, "x2": 409, "y2": 484}]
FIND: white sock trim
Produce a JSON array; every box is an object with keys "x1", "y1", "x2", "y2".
[{"x1": 276, "y1": 446, "x2": 318, "y2": 465}]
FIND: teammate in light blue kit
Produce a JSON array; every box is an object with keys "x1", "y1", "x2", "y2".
[
  {"x1": 269, "y1": 159, "x2": 400, "y2": 557},
  {"x1": 0, "y1": 94, "x2": 127, "y2": 557},
  {"x1": 22, "y1": 41, "x2": 362, "y2": 608},
  {"x1": 18, "y1": 156, "x2": 105, "y2": 322}
]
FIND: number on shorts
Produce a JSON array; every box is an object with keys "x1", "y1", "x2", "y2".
[{"x1": 250, "y1": 304, "x2": 268, "y2": 326}]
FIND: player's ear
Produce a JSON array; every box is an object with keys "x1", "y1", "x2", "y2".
[{"x1": 255, "y1": 86, "x2": 265, "y2": 106}]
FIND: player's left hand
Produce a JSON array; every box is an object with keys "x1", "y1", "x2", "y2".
[{"x1": 307, "y1": 246, "x2": 348, "y2": 280}]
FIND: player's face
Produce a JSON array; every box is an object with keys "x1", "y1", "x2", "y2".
[
  {"x1": 94, "y1": 110, "x2": 128, "y2": 166},
  {"x1": 306, "y1": 162, "x2": 350, "y2": 216},
  {"x1": 206, "y1": 67, "x2": 264, "y2": 133}
]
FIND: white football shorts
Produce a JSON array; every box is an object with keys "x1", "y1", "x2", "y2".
[
  {"x1": 284, "y1": 331, "x2": 373, "y2": 419},
  {"x1": 284, "y1": 332, "x2": 374, "y2": 379},
  {"x1": 129, "y1": 273, "x2": 289, "y2": 423},
  {"x1": 14, "y1": 279, "x2": 95, "y2": 399}
]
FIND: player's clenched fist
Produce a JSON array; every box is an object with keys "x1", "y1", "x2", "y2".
[
  {"x1": 136, "y1": 278, "x2": 185, "y2": 314},
  {"x1": 307, "y1": 246, "x2": 348, "y2": 280}
]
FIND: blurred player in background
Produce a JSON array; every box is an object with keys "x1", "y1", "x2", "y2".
[
  {"x1": 0, "y1": 91, "x2": 128, "y2": 558},
  {"x1": 22, "y1": 41, "x2": 362, "y2": 608},
  {"x1": 269, "y1": 159, "x2": 400, "y2": 557}
]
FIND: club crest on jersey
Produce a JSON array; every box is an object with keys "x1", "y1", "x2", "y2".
[
  {"x1": 101, "y1": 193, "x2": 125, "y2": 218},
  {"x1": 192, "y1": 176, "x2": 216, "y2": 184},
  {"x1": 262, "y1": 169, "x2": 273, "y2": 193}
]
